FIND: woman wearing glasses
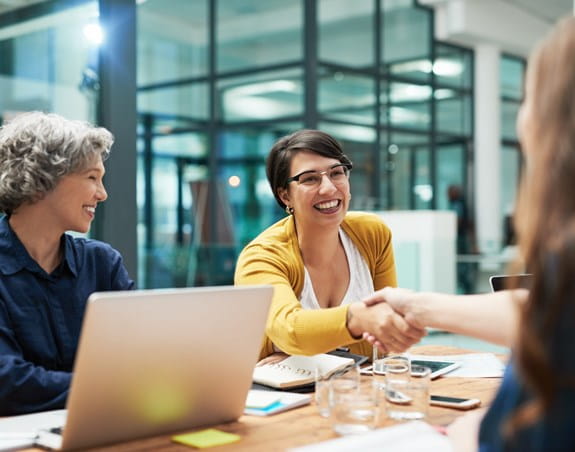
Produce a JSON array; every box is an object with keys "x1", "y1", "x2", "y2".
[{"x1": 235, "y1": 129, "x2": 424, "y2": 360}]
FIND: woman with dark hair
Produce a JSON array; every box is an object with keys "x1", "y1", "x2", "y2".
[
  {"x1": 365, "y1": 17, "x2": 575, "y2": 450},
  {"x1": 235, "y1": 129, "x2": 424, "y2": 361},
  {"x1": 0, "y1": 112, "x2": 134, "y2": 415}
]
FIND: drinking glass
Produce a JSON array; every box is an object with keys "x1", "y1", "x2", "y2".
[
  {"x1": 330, "y1": 382, "x2": 379, "y2": 435},
  {"x1": 314, "y1": 367, "x2": 331, "y2": 418},
  {"x1": 385, "y1": 365, "x2": 430, "y2": 421},
  {"x1": 372, "y1": 354, "x2": 411, "y2": 390}
]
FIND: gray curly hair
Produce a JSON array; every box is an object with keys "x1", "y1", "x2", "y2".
[{"x1": 0, "y1": 111, "x2": 113, "y2": 215}]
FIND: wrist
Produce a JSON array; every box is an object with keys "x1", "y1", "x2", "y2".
[
  {"x1": 409, "y1": 292, "x2": 431, "y2": 328},
  {"x1": 346, "y1": 303, "x2": 364, "y2": 339}
]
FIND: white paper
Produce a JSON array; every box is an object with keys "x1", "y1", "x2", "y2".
[
  {"x1": 0, "y1": 410, "x2": 66, "y2": 451},
  {"x1": 289, "y1": 421, "x2": 452, "y2": 452},
  {"x1": 409, "y1": 353, "x2": 505, "y2": 378},
  {"x1": 244, "y1": 390, "x2": 311, "y2": 416},
  {"x1": 245, "y1": 390, "x2": 282, "y2": 408}
]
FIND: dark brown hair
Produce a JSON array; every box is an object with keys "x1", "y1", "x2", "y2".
[
  {"x1": 507, "y1": 16, "x2": 575, "y2": 436},
  {"x1": 265, "y1": 129, "x2": 352, "y2": 209}
]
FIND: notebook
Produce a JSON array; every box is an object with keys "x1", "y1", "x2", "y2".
[
  {"x1": 252, "y1": 354, "x2": 355, "y2": 389},
  {"x1": 29, "y1": 285, "x2": 273, "y2": 450}
]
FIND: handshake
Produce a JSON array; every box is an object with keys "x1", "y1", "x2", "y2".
[{"x1": 347, "y1": 287, "x2": 429, "y2": 355}]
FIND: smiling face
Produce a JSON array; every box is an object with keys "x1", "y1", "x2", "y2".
[
  {"x1": 279, "y1": 151, "x2": 351, "y2": 231},
  {"x1": 40, "y1": 155, "x2": 108, "y2": 234}
]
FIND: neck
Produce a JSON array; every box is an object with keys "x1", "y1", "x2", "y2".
[
  {"x1": 295, "y1": 219, "x2": 341, "y2": 266},
  {"x1": 9, "y1": 206, "x2": 64, "y2": 273}
]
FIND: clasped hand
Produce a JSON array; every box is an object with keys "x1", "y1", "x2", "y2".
[{"x1": 357, "y1": 287, "x2": 425, "y2": 355}]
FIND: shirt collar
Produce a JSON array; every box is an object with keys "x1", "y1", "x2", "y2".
[{"x1": 0, "y1": 216, "x2": 77, "y2": 277}]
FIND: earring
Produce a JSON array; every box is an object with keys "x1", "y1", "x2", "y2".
[{"x1": 285, "y1": 206, "x2": 294, "y2": 215}]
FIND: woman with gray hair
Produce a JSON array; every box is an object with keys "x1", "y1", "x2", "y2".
[{"x1": 0, "y1": 112, "x2": 134, "y2": 415}]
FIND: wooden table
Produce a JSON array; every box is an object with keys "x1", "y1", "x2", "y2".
[{"x1": 22, "y1": 345, "x2": 503, "y2": 451}]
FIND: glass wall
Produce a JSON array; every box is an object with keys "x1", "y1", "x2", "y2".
[
  {"x1": 0, "y1": 1, "x2": 99, "y2": 128},
  {"x1": 135, "y1": 0, "x2": 474, "y2": 288},
  {"x1": 500, "y1": 54, "x2": 525, "y2": 248},
  {"x1": 0, "y1": 0, "x2": 474, "y2": 289}
]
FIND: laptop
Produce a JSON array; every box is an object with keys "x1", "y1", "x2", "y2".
[
  {"x1": 34, "y1": 285, "x2": 272, "y2": 450},
  {"x1": 489, "y1": 273, "x2": 532, "y2": 292}
]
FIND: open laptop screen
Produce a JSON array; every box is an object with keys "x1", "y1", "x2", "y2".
[{"x1": 489, "y1": 274, "x2": 532, "y2": 292}]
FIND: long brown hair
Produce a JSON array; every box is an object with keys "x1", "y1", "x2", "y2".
[{"x1": 508, "y1": 16, "x2": 575, "y2": 434}]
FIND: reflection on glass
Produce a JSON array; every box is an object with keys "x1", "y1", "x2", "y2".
[
  {"x1": 138, "y1": 83, "x2": 209, "y2": 121},
  {"x1": 217, "y1": 0, "x2": 302, "y2": 73},
  {"x1": 151, "y1": 133, "x2": 208, "y2": 158},
  {"x1": 500, "y1": 56, "x2": 525, "y2": 100},
  {"x1": 501, "y1": 101, "x2": 520, "y2": 141},
  {"x1": 319, "y1": 0, "x2": 374, "y2": 68},
  {"x1": 435, "y1": 44, "x2": 473, "y2": 89},
  {"x1": 218, "y1": 69, "x2": 303, "y2": 122},
  {"x1": 437, "y1": 95, "x2": 472, "y2": 135},
  {"x1": 383, "y1": 4, "x2": 431, "y2": 68},
  {"x1": 414, "y1": 149, "x2": 431, "y2": 209},
  {"x1": 435, "y1": 145, "x2": 465, "y2": 211},
  {"x1": 319, "y1": 69, "x2": 375, "y2": 125},
  {"x1": 0, "y1": 1, "x2": 99, "y2": 123},
  {"x1": 501, "y1": 146, "x2": 521, "y2": 232},
  {"x1": 138, "y1": 0, "x2": 208, "y2": 84}
]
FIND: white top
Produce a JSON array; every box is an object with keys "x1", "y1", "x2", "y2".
[{"x1": 300, "y1": 229, "x2": 374, "y2": 310}]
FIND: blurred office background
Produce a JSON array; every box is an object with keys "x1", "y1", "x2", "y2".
[{"x1": 0, "y1": 0, "x2": 572, "y2": 300}]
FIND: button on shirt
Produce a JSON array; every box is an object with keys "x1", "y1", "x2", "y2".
[{"x1": 0, "y1": 216, "x2": 134, "y2": 415}]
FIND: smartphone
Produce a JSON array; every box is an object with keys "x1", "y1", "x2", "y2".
[
  {"x1": 489, "y1": 273, "x2": 532, "y2": 292},
  {"x1": 430, "y1": 395, "x2": 481, "y2": 410}
]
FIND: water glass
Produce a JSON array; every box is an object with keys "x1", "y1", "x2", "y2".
[
  {"x1": 372, "y1": 354, "x2": 411, "y2": 390},
  {"x1": 314, "y1": 368, "x2": 331, "y2": 418},
  {"x1": 330, "y1": 383, "x2": 379, "y2": 435},
  {"x1": 329, "y1": 364, "x2": 361, "y2": 395},
  {"x1": 385, "y1": 365, "x2": 430, "y2": 421}
]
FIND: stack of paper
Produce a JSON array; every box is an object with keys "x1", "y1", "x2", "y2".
[{"x1": 408, "y1": 353, "x2": 505, "y2": 378}]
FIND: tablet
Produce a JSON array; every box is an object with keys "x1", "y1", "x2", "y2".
[
  {"x1": 361, "y1": 359, "x2": 460, "y2": 379},
  {"x1": 411, "y1": 359, "x2": 460, "y2": 379}
]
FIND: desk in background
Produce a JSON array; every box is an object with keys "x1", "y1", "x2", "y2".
[{"x1": 18, "y1": 345, "x2": 502, "y2": 451}]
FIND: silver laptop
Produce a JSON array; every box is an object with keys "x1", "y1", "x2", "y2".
[{"x1": 36, "y1": 285, "x2": 272, "y2": 450}]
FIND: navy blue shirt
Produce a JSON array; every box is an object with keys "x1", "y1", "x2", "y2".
[
  {"x1": 479, "y1": 303, "x2": 575, "y2": 452},
  {"x1": 479, "y1": 361, "x2": 575, "y2": 451},
  {"x1": 0, "y1": 216, "x2": 134, "y2": 415}
]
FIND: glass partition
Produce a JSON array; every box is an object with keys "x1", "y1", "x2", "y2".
[
  {"x1": 0, "y1": 1, "x2": 99, "y2": 124},
  {"x1": 134, "y1": 0, "x2": 474, "y2": 288},
  {"x1": 217, "y1": 0, "x2": 302, "y2": 73},
  {"x1": 319, "y1": 0, "x2": 374, "y2": 69},
  {"x1": 500, "y1": 54, "x2": 525, "y2": 249}
]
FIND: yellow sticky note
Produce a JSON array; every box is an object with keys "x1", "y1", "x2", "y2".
[{"x1": 172, "y1": 429, "x2": 241, "y2": 448}]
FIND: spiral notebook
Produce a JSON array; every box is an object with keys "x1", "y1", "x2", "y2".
[{"x1": 252, "y1": 354, "x2": 355, "y2": 389}]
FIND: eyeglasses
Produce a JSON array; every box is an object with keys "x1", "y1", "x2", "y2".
[{"x1": 286, "y1": 163, "x2": 352, "y2": 187}]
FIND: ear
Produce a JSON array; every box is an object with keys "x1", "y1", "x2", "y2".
[{"x1": 278, "y1": 187, "x2": 290, "y2": 207}]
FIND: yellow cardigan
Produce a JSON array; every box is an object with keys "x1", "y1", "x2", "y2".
[{"x1": 234, "y1": 211, "x2": 397, "y2": 360}]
